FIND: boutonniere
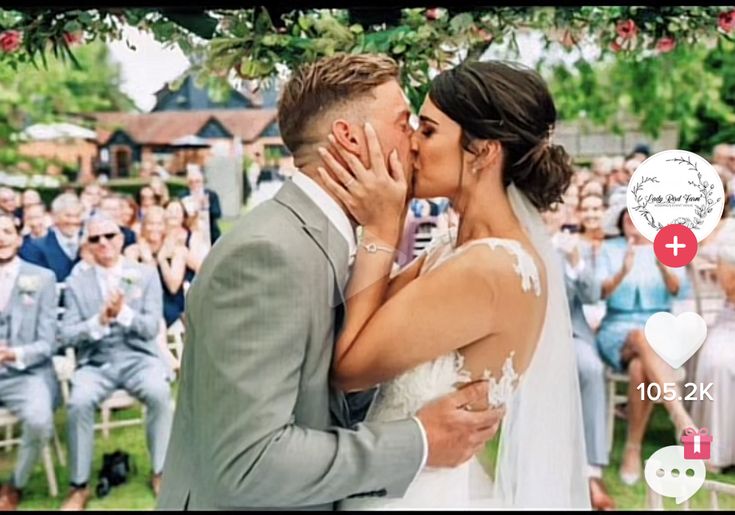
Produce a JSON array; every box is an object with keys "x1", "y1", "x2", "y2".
[
  {"x1": 17, "y1": 274, "x2": 40, "y2": 305},
  {"x1": 121, "y1": 268, "x2": 140, "y2": 288}
]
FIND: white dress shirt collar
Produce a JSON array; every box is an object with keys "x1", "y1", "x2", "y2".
[
  {"x1": 0, "y1": 257, "x2": 21, "y2": 313},
  {"x1": 94, "y1": 257, "x2": 125, "y2": 297},
  {"x1": 291, "y1": 171, "x2": 357, "y2": 261}
]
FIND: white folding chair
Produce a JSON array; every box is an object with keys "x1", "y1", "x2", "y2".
[
  {"x1": 647, "y1": 476, "x2": 735, "y2": 510},
  {"x1": 0, "y1": 408, "x2": 64, "y2": 497}
]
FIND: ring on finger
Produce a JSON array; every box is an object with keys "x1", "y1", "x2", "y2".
[{"x1": 345, "y1": 176, "x2": 356, "y2": 189}]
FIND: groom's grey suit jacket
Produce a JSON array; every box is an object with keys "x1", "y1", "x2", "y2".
[{"x1": 157, "y1": 179, "x2": 424, "y2": 511}]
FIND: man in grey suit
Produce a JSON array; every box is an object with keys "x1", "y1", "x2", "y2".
[
  {"x1": 60, "y1": 214, "x2": 173, "y2": 510},
  {"x1": 158, "y1": 54, "x2": 501, "y2": 510},
  {"x1": 554, "y1": 227, "x2": 614, "y2": 510},
  {"x1": 0, "y1": 214, "x2": 58, "y2": 510}
]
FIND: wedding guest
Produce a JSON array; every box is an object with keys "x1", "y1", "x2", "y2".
[
  {"x1": 580, "y1": 178, "x2": 605, "y2": 199},
  {"x1": 125, "y1": 206, "x2": 190, "y2": 328},
  {"x1": 20, "y1": 189, "x2": 41, "y2": 208},
  {"x1": 179, "y1": 166, "x2": 221, "y2": 244},
  {"x1": 19, "y1": 193, "x2": 83, "y2": 283},
  {"x1": 690, "y1": 246, "x2": 735, "y2": 472},
  {"x1": 711, "y1": 143, "x2": 731, "y2": 169},
  {"x1": 21, "y1": 203, "x2": 49, "y2": 242},
  {"x1": 163, "y1": 199, "x2": 208, "y2": 274},
  {"x1": 119, "y1": 195, "x2": 141, "y2": 235},
  {"x1": 595, "y1": 207, "x2": 694, "y2": 485},
  {"x1": 0, "y1": 214, "x2": 58, "y2": 511},
  {"x1": 79, "y1": 183, "x2": 104, "y2": 220},
  {"x1": 98, "y1": 195, "x2": 136, "y2": 249},
  {"x1": 149, "y1": 175, "x2": 170, "y2": 207},
  {"x1": 591, "y1": 156, "x2": 612, "y2": 181},
  {"x1": 579, "y1": 193, "x2": 606, "y2": 250},
  {"x1": 0, "y1": 188, "x2": 20, "y2": 226},
  {"x1": 697, "y1": 179, "x2": 734, "y2": 267},
  {"x1": 60, "y1": 214, "x2": 172, "y2": 509},
  {"x1": 137, "y1": 186, "x2": 157, "y2": 219},
  {"x1": 562, "y1": 182, "x2": 580, "y2": 217},
  {"x1": 550, "y1": 214, "x2": 614, "y2": 510}
]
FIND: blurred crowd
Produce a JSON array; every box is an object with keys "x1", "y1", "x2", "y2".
[
  {"x1": 1, "y1": 143, "x2": 734, "y2": 510},
  {"x1": 0, "y1": 166, "x2": 221, "y2": 510}
]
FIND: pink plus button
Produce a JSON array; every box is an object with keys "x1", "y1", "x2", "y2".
[{"x1": 654, "y1": 224, "x2": 698, "y2": 268}]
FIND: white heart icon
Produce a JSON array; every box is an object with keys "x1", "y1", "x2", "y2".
[{"x1": 644, "y1": 312, "x2": 707, "y2": 369}]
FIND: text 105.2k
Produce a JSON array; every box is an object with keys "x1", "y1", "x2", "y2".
[{"x1": 636, "y1": 382, "x2": 713, "y2": 401}]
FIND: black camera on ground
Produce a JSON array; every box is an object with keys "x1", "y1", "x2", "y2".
[{"x1": 96, "y1": 450, "x2": 134, "y2": 498}]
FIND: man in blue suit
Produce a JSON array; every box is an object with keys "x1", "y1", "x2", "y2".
[{"x1": 19, "y1": 193, "x2": 83, "y2": 283}]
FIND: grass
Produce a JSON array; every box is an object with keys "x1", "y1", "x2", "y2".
[{"x1": 2, "y1": 394, "x2": 732, "y2": 510}]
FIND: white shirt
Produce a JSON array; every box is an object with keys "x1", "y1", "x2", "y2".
[
  {"x1": 85, "y1": 258, "x2": 136, "y2": 340},
  {"x1": 291, "y1": 171, "x2": 429, "y2": 480},
  {"x1": 291, "y1": 172, "x2": 357, "y2": 264},
  {"x1": 52, "y1": 226, "x2": 80, "y2": 260},
  {"x1": 0, "y1": 257, "x2": 25, "y2": 368}
]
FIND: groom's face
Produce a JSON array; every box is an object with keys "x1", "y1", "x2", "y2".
[{"x1": 357, "y1": 80, "x2": 416, "y2": 189}]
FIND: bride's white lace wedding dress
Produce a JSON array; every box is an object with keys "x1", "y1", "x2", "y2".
[
  {"x1": 339, "y1": 185, "x2": 591, "y2": 510},
  {"x1": 340, "y1": 236, "x2": 535, "y2": 511}
]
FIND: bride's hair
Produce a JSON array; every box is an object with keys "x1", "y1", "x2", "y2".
[{"x1": 429, "y1": 60, "x2": 574, "y2": 211}]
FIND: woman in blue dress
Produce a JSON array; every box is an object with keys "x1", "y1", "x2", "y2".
[{"x1": 596, "y1": 206, "x2": 695, "y2": 486}]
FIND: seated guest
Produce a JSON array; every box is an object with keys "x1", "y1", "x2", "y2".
[
  {"x1": 0, "y1": 214, "x2": 58, "y2": 511},
  {"x1": 119, "y1": 195, "x2": 140, "y2": 236},
  {"x1": 21, "y1": 202, "x2": 49, "y2": 242},
  {"x1": 691, "y1": 246, "x2": 735, "y2": 473},
  {"x1": 579, "y1": 193, "x2": 606, "y2": 253},
  {"x1": 98, "y1": 195, "x2": 136, "y2": 249},
  {"x1": 180, "y1": 166, "x2": 221, "y2": 244},
  {"x1": 79, "y1": 183, "x2": 104, "y2": 221},
  {"x1": 0, "y1": 188, "x2": 21, "y2": 226},
  {"x1": 550, "y1": 210, "x2": 614, "y2": 510},
  {"x1": 19, "y1": 193, "x2": 83, "y2": 283},
  {"x1": 60, "y1": 215, "x2": 172, "y2": 509},
  {"x1": 164, "y1": 199, "x2": 209, "y2": 274},
  {"x1": 596, "y1": 207, "x2": 694, "y2": 486},
  {"x1": 125, "y1": 206, "x2": 190, "y2": 328}
]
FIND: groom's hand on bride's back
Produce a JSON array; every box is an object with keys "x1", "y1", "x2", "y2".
[{"x1": 416, "y1": 380, "x2": 504, "y2": 468}]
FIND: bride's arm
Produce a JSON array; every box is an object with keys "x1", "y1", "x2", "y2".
[{"x1": 332, "y1": 245, "x2": 501, "y2": 392}]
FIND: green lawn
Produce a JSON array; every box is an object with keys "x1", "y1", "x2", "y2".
[{"x1": 2, "y1": 393, "x2": 732, "y2": 510}]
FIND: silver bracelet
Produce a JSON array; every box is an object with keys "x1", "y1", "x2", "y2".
[{"x1": 361, "y1": 242, "x2": 395, "y2": 255}]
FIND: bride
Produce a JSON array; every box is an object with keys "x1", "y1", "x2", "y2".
[{"x1": 317, "y1": 60, "x2": 591, "y2": 510}]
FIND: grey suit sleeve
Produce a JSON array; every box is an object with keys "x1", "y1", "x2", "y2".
[
  {"x1": 202, "y1": 239, "x2": 424, "y2": 508},
  {"x1": 18, "y1": 270, "x2": 57, "y2": 368},
  {"x1": 120, "y1": 267, "x2": 162, "y2": 343},
  {"x1": 566, "y1": 246, "x2": 601, "y2": 305},
  {"x1": 60, "y1": 280, "x2": 98, "y2": 348}
]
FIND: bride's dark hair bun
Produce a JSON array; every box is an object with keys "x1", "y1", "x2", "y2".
[{"x1": 428, "y1": 60, "x2": 574, "y2": 211}]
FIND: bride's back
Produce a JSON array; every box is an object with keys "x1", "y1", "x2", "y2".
[{"x1": 420, "y1": 233, "x2": 547, "y2": 409}]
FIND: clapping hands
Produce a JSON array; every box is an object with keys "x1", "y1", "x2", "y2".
[{"x1": 99, "y1": 289, "x2": 125, "y2": 326}]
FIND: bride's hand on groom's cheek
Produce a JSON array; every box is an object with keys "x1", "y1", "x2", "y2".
[
  {"x1": 317, "y1": 122, "x2": 407, "y2": 242},
  {"x1": 416, "y1": 380, "x2": 505, "y2": 468}
]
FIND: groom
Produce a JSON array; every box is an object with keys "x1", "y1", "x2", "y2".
[{"x1": 157, "y1": 53, "x2": 503, "y2": 510}]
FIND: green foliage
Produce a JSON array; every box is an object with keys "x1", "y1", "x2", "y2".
[
  {"x1": 0, "y1": 40, "x2": 134, "y2": 171},
  {"x1": 544, "y1": 38, "x2": 735, "y2": 151}
]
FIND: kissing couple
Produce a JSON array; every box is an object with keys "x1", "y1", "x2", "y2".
[{"x1": 158, "y1": 53, "x2": 591, "y2": 510}]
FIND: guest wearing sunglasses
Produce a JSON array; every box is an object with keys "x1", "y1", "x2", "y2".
[{"x1": 59, "y1": 214, "x2": 173, "y2": 509}]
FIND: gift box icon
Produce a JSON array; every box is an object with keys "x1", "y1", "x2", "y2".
[{"x1": 680, "y1": 427, "x2": 713, "y2": 460}]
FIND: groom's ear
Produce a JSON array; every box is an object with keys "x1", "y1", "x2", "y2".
[{"x1": 331, "y1": 119, "x2": 363, "y2": 158}]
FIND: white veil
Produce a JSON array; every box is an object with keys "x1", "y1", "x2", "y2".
[{"x1": 472, "y1": 183, "x2": 591, "y2": 509}]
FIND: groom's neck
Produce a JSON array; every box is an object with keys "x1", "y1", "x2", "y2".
[{"x1": 297, "y1": 162, "x2": 357, "y2": 227}]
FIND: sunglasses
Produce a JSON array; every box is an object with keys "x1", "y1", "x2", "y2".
[{"x1": 88, "y1": 232, "x2": 119, "y2": 244}]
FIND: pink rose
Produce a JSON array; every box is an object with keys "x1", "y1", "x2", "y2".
[
  {"x1": 656, "y1": 36, "x2": 676, "y2": 53},
  {"x1": 63, "y1": 31, "x2": 84, "y2": 46},
  {"x1": 616, "y1": 19, "x2": 637, "y2": 40},
  {"x1": 477, "y1": 28, "x2": 493, "y2": 43},
  {"x1": 719, "y1": 10, "x2": 735, "y2": 33},
  {"x1": 0, "y1": 30, "x2": 22, "y2": 53},
  {"x1": 561, "y1": 30, "x2": 577, "y2": 50},
  {"x1": 426, "y1": 8, "x2": 440, "y2": 21}
]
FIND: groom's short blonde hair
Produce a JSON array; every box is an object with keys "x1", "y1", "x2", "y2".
[{"x1": 278, "y1": 53, "x2": 400, "y2": 154}]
